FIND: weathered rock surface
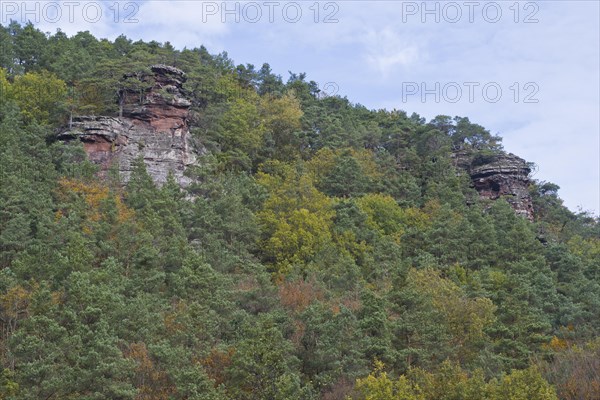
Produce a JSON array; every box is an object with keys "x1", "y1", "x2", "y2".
[
  {"x1": 59, "y1": 65, "x2": 201, "y2": 187},
  {"x1": 121, "y1": 64, "x2": 192, "y2": 135},
  {"x1": 468, "y1": 153, "x2": 534, "y2": 220}
]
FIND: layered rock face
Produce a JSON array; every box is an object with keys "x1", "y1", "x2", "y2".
[
  {"x1": 469, "y1": 153, "x2": 534, "y2": 220},
  {"x1": 121, "y1": 65, "x2": 192, "y2": 135},
  {"x1": 59, "y1": 65, "x2": 199, "y2": 186}
]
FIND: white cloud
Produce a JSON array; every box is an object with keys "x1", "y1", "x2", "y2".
[
  {"x1": 132, "y1": 1, "x2": 229, "y2": 48},
  {"x1": 23, "y1": 0, "x2": 598, "y2": 214},
  {"x1": 31, "y1": 1, "x2": 230, "y2": 48},
  {"x1": 363, "y1": 28, "x2": 419, "y2": 77}
]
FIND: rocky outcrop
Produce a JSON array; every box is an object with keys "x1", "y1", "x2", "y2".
[
  {"x1": 468, "y1": 153, "x2": 534, "y2": 220},
  {"x1": 59, "y1": 65, "x2": 201, "y2": 187},
  {"x1": 121, "y1": 65, "x2": 192, "y2": 135}
]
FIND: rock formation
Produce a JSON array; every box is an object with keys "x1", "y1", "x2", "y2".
[
  {"x1": 60, "y1": 65, "x2": 535, "y2": 219},
  {"x1": 59, "y1": 65, "x2": 201, "y2": 187},
  {"x1": 467, "y1": 152, "x2": 534, "y2": 220}
]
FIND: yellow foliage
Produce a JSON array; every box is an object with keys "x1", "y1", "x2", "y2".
[
  {"x1": 306, "y1": 148, "x2": 337, "y2": 182},
  {"x1": 487, "y1": 269, "x2": 509, "y2": 289},
  {"x1": 356, "y1": 193, "x2": 404, "y2": 236},
  {"x1": 261, "y1": 207, "x2": 333, "y2": 273},
  {"x1": 537, "y1": 337, "x2": 600, "y2": 400},
  {"x1": 407, "y1": 268, "x2": 496, "y2": 362},
  {"x1": 352, "y1": 149, "x2": 383, "y2": 181},
  {"x1": 216, "y1": 73, "x2": 256, "y2": 101},
  {"x1": 356, "y1": 361, "x2": 557, "y2": 400},
  {"x1": 422, "y1": 199, "x2": 442, "y2": 218},
  {"x1": 50, "y1": 290, "x2": 63, "y2": 306},
  {"x1": 219, "y1": 97, "x2": 265, "y2": 157},
  {"x1": 0, "y1": 68, "x2": 9, "y2": 105},
  {"x1": 356, "y1": 360, "x2": 425, "y2": 400},
  {"x1": 545, "y1": 336, "x2": 569, "y2": 351},
  {"x1": 260, "y1": 92, "x2": 302, "y2": 133},
  {"x1": 9, "y1": 70, "x2": 67, "y2": 123},
  {"x1": 0, "y1": 285, "x2": 32, "y2": 322},
  {"x1": 257, "y1": 91, "x2": 304, "y2": 160},
  {"x1": 59, "y1": 177, "x2": 110, "y2": 221},
  {"x1": 567, "y1": 235, "x2": 600, "y2": 260},
  {"x1": 333, "y1": 228, "x2": 372, "y2": 264},
  {"x1": 491, "y1": 366, "x2": 558, "y2": 400},
  {"x1": 356, "y1": 194, "x2": 430, "y2": 241},
  {"x1": 257, "y1": 164, "x2": 335, "y2": 273},
  {"x1": 115, "y1": 196, "x2": 135, "y2": 223},
  {"x1": 57, "y1": 178, "x2": 134, "y2": 234}
]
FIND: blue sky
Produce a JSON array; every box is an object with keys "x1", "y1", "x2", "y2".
[{"x1": 16, "y1": 0, "x2": 599, "y2": 214}]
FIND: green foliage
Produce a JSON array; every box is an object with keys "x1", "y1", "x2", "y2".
[
  {"x1": 0, "y1": 22, "x2": 597, "y2": 399},
  {"x1": 8, "y1": 70, "x2": 67, "y2": 124},
  {"x1": 536, "y1": 337, "x2": 600, "y2": 400},
  {"x1": 225, "y1": 315, "x2": 306, "y2": 399},
  {"x1": 356, "y1": 361, "x2": 425, "y2": 400},
  {"x1": 0, "y1": 101, "x2": 58, "y2": 269},
  {"x1": 0, "y1": 368, "x2": 18, "y2": 399},
  {"x1": 214, "y1": 96, "x2": 265, "y2": 169},
  {"x1": 490, "y1": 366, "x2": 558, "y2": 400},
  {"x1": 0, "y1": 69, "x2": 8, "y2": 106},
  {"x1": 257, "y1": 162, "x2": 335, "y2": 275},
  {"x1": 357, "y1": 361, "x2": 557, "y2": 400}
]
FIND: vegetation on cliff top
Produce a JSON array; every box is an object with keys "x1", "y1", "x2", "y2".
[{"x1": 0, "y1": 22, "x2": 598, "y2": 399}]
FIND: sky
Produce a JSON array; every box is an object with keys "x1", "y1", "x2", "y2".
[{"x1": 5, "y1": 0, "x2": 598, "y2": 214}]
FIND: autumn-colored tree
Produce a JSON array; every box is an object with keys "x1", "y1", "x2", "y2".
[
  {"x1": 257, "y1": 162, "x2": 335, "y2": 275},
  {"x1": 537, "y1": 338, "x2": 600, "y2": 400},
  {"x1": 356, "y1": 361, "x2": 557, "y2": 400},
  {"x1": 409, "y1": 268, "x2": 496, "y2": 364},
  {"x1": 9, "y1": 70, "x2": 67, "y2": 124},
  {"x1": 490, "y1": 366, "x2": 558, "y2": 400},
  {"x1": 260, "y1": 91, "x2": 303, "y2": 161},
  {"x1": 356, "y1": 360, "x2": 425, "y2": 400},
  {"x1": 215, "y1": 96, "x2": 265, "y2": 170},
  {"x1": 126, "y1": 342, "x2": 176, "y2": 400},
  {"x1": 0, "y1": 22, "x2": 598, "y2": 400},
  {"x1": 0, "y1": 69, "x2": 8, "y2": 106}
]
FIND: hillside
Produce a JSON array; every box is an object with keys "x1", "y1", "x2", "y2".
[{"x1": 0, "y1": 22, "x2": 599, "y2": 400}]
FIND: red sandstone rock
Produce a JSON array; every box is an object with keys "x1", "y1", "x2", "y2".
[
  {"x1": 469, "y1": 153, "x2": 534, "y2": 220},
  {"x1": 58, "y1": 66, "x2": 201, "y2": 187}
]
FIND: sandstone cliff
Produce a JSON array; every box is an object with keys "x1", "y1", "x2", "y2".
[
  {"x1": 59, "y1": 65, "x2": 201, "y2": 186},
  {"x1": 456, "y1": 151, "x2": 534, "y2": 220},
  {"x1": 59, "y1": 65, "x2": 534, "y2": 219}
]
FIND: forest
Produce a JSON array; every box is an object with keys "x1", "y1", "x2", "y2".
[{"x1": 0, "y1": 22, "x2": 599, "y2": 399}]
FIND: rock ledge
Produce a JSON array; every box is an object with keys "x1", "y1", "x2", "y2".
[{"x1": 59, "y1": 65, "x2": 201, "y2": 187}]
